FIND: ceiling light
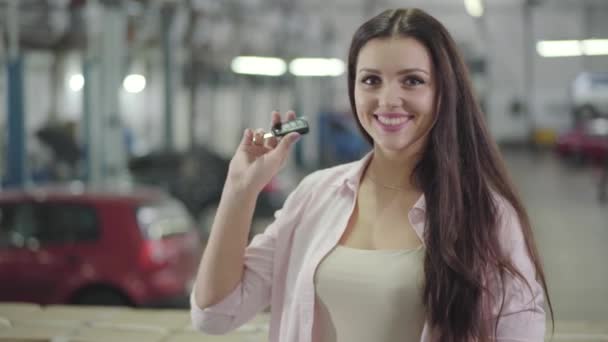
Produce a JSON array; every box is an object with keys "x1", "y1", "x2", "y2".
[
  {"x1": 231, "y1": 56, "x2": 287, "y2": 76},
  {"x1": 464, "y1": 0, "x2": 483, "y2": 17},
  {"x1": 289, "y1": 58, "x2": 345, "y2": 77},
  {"x1": 581, "y1": 39, "x2": 608, "y2": 56},
  {"x1": 69, "y1": 74, "x2": 84, "y2": 92},
  {"x1": 123, "y1": 74, "x2": 146, "y2": 93},
  {"x1": 536, "y1": 40, "x2": 582, "y2": 57}
]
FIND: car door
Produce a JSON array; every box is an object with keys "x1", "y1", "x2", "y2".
[
  {"x1": 17, "y1": 201, "x2": 100, "y2": 304},
  {"x1": 0, "y1": 201, "x2": 43, "y2": 302}
]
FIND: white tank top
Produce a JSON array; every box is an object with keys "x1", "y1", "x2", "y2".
[{"x1": 313, "y1": 244, "x2": 426, "y2": 342}]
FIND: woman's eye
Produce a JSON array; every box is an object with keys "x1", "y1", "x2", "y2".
[
  {"x1": 404, "y1": 77, "x2": 424, "y2": 86},
  {"x1": 361, "y1": 76, "x2": 380, "y2": 85}
]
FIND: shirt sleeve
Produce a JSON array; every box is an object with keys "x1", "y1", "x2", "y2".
[
  {"x1": 190, "y1": 175, "x2": 310, "y2": 335},
  {"x1": 489, "y1": 198, "x2": 546, "y2": 342}
]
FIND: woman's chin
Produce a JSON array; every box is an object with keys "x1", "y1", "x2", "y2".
[{"x1": 374, "y1": 141, "x2": 412, "y2": 155}]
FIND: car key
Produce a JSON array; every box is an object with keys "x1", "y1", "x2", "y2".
[{"x1": 263, "y1": 117, "x2": 309, "y2": 139}]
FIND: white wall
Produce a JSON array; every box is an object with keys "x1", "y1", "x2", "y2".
[
  {"x1": 486, "y1": 5, "x2": 608, "y2": 140},
  {"x1": 24, "y1": 53, "x2": 52, "y2": 133},
  {"x1": 485, "y1": 6, "x2": 531, "y2": 142},
  {"x1": 1, "y1": 58, "x2": 6, "y2": 178},
  {"x1": 57, "y1": 52, "x2": 83, "y2": 121}
]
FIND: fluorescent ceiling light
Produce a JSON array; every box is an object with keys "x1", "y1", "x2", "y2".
[
  {"x1": 289, "y1": 58, "x2": 345, "y2": 77},
  {"x1": 464, "y1": 0, "x2": 483, "y2": 17},
  {"x1": 537, "y1": 39, "x2": 608, "y2": 57},
  {"x1": 123, "y1": 74, "x2": 146, "y2": 93},
  {"x1": 581, "y1": 39, "x2": 608, "y2": 56},
  {"x1": 536, "y1": 40, "x2": 582, "y2": 57},
  {"x1": 69, "y1": 74, "x2": 84, "y2": 92},
  {"x1": 231, "y1": 56, "x2": 287, "y2": 76}
]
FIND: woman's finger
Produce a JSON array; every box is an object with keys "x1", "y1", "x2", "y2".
[
  {"x1": 241, "y1": 128, "x2": 254, "y2": 147},
  {"x1": 253, "y1": 128, "x2": 265, "y2": 146},
  {"x1": 265, "y1": 136, "x2": 279, "y2": 149},
  {"x1": 271, "y1": 110, "x2": 281, "y2": 128},
  {"x1": 286, "y1": 110, "x2": 297, "y2": 121}
]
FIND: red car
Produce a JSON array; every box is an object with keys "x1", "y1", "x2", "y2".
[
  {"x1": 555, "y1": 119, "x2": 608, "y2": 164},
  {"x1": 0, "y1": 185, "x2": 203, "y2": 307}
]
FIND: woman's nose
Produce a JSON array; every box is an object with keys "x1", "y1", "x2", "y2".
[{"x1": 378, "y1": 85, "x2": 403, "y2": 109}]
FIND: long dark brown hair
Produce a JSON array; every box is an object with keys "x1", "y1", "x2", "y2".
[{"x1": 347, "y1": 8, "x2": 553, "y2": 341}]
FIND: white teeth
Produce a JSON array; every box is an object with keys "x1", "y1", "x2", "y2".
[{"x1": 377, "y1": 116, "x2": 409, "y2": 126}]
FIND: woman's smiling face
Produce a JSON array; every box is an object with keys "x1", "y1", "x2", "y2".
[{"x1": 354, "y1": 36, "x2": 437, "y2": 155}]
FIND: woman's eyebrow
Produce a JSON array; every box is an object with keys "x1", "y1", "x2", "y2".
[{"x1": 358, "y1": 67, "x2": 430, "y2": 75}]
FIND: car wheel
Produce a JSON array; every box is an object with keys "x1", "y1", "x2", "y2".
[{"x1": 73, "y1": 288, "x2": 131, "y2": 306}]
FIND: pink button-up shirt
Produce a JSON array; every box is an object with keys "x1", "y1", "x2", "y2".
[{"x1": 191, "y1": 153, "x2": 546, "y2": 341}]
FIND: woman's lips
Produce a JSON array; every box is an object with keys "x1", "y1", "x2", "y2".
[{"x1": 373, "y1": 113, "x2": 413, "y2": 132}]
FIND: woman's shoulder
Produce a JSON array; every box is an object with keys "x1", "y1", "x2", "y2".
[
  {"x1": 490, "y1": 190, "x2": 506, "y2": 205},
  {"x1": 488, "y1": 191, "x2": 517, "y2": 217},
  {"x1": 295, "y1": 159, "x2": 364, "y2": 191},
  {"x1": 488, "y1": 191, "x2": 527, "y2": 253},
  {"x1": 271, "y1": 160, "x2": 362, "y2": 236}
]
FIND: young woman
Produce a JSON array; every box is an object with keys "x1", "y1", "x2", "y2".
[{"x1": 191, "y1": 8, "x2": 552, "y2": 342}]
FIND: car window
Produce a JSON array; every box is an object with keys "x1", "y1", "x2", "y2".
[
  {"x1": 137, "y1": 199, "x2": 194, "y2": 239},
  {"x1": 34, "y1": 203, "x2": 100, "y2": 244},
  {"x1": 0, "y1": 203, "x2": 38, "y2": 248},
  {"x1": 0, "y1": 202, "x2": 100, "y2": 247}
]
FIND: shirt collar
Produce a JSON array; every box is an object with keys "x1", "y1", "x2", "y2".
[{"x1": 337, "y1": 151, "x2": 374, "y2": 191}]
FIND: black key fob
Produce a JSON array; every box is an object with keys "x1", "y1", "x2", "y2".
[{"x1": 264, "y1": 117, "x2": 309, "y2": 138}]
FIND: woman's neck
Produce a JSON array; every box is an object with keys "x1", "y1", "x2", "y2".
[{"x1": 366, "y1": 146, "x2": 420, "y2": 192}]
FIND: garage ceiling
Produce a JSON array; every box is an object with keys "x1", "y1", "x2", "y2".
[{"x1": 1, "y1": 0, "x2": 607, "y2": 62}]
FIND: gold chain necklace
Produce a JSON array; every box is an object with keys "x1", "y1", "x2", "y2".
[{"x1": 366, "y1": 171, "x2": 408, "y2": 192}]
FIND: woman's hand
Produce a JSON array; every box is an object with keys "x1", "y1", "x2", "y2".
[{"x1": 226, "y1": 110, "x2": 301, "y2": 194}]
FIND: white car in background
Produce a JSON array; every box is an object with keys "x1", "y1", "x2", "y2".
[{"x1": 572, "y1": 72, "x2": 608, "y2": 120}]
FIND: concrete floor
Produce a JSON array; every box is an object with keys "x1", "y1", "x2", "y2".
[{"x1": 503, "y1": 148, "x2": 608, "y2": 324}]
